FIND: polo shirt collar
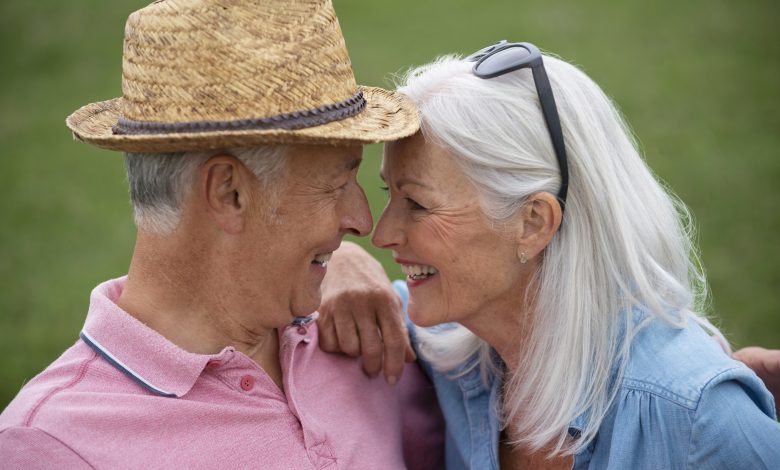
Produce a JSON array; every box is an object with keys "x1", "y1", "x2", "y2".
[{"x1": 81, "y1": 276, "x2": 232, "y2": 398}]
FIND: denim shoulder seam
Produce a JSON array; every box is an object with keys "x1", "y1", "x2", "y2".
[
  {"x1": 692, "y1": 366, "x2": 745, "y2": 411},
  {"x1": 684, "y1": 366, "x2": 744, "y2": 470},
  {"x1": 621, "y1": 378, "x2": 698, "y2": 410}
]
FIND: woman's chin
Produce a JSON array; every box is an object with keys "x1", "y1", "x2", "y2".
[{"x1": 407, "y1": 302, "x2": 443, "y2": 328}]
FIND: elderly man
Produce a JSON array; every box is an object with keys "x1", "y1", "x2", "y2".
[{"x1": 0, "y1": 0, "x2": 443, "y2": 468}]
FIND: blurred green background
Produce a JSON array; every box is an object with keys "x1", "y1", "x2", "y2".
[{"x1": 1, "y1": 0, "x2": 778, "y2": 408}]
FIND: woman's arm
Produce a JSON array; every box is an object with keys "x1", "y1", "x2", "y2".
[{"x1": 318, "y1": 241, "x2": 415, "y2": 384}]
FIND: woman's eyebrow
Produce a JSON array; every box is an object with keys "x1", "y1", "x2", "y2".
[
  {"x1": 378, "y1": 172, "x2": 431, "y2": 190},
  {"x1": 396, "y1": 177, "x2": 431, "y2": 190}
]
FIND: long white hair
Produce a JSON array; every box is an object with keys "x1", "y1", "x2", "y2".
[{"x1": 398, "y1": 53, "x2": 723, "y2": 455}]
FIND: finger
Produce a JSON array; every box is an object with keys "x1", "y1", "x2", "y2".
[
  {"x1": 355, "y1": 311, "x2": 383, "y2": 377},
  {"x1": 733, "y1": 346, "x2": 766, "y2": 366},
  {"x1": 317, "y1": 308, "x2": 341, "y2": 353},
  {"x1": 405, "y1": 342, "x2": 417, "y2": 363},
  {"x1": 733, "y1": 347, "x2": 774, "y2": 379},
  {"x1": 334, "y1": 306, "x2": 361, "y2": 358},
  {"x1": 739, "y1": 347, "x2": 780, "y2": 374},
  {"x1": 767, "y1": 351, "x2": 780, "y2": 374},
  {"x1": 376, "y1": 299, "x2": 410, "y2": 384}
]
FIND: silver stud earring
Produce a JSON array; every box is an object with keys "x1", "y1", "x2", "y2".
[{"x1": 519, "y1": 251, "x2": 528, "y2": 264}]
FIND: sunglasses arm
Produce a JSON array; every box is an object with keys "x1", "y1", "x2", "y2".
[{"x1": 531, "y1": 63, "x2": 569, "y2": 208}]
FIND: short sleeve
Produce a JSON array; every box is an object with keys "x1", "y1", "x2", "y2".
[
  {"x1": 688, "y1": 378, "x2": 780, "y2": 469},
  {"x1": 0, "y1": 427, "x2": 93, "y2": 469}
]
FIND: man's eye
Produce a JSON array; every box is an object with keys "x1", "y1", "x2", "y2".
[
  {"x1": 331, "y1": 181, "x2": 349, "y2": 193},
  {"x1": 407, "y1": 198, "x2": 426, "y2": 211}
]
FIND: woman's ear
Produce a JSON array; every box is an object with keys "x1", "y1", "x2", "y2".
[
  {"x1": 199, "y1": 155, "x2": 249, "y2": 234},
  {"x1": 514, "y1": 192, "x2": 562, "y2": 262}
]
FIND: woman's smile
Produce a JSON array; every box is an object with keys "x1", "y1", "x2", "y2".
[{"x1": 397, "y1": 258, "x2": 439, "y2": 287}]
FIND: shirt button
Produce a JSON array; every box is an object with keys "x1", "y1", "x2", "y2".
[
  {"x1": 240, "y1": 375, "x2": 255, "y2": 391},
  {"x1": 297, "y1": 326, "x2": 308, "y2": 335}
]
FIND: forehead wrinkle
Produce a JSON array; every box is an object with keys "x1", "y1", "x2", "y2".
[{"x1": 397, "y1": 177, "x2": 432, "y2": 191}]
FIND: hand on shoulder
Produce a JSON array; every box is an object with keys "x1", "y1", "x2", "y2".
[{"x1": 733, "y1": 346, "x2": 780, "y2": 404}]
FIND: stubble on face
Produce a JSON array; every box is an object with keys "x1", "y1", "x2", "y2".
[{"x1": 244, "y1": 144, "x2": 366, "y2": 320}]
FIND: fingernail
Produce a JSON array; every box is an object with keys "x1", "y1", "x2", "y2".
[{"x1": 387, "y1": 375, "x2": 397, "y2": 385}]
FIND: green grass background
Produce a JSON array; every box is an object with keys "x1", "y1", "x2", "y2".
[{"x1": 1, "y1": 0, "x2": 778, "y2": 408}]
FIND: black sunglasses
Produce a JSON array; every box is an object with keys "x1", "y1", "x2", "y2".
[{"x1": 467, "y1": 41, "x2": 569, "y2": 210}]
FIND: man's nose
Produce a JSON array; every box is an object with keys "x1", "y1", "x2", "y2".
[{"x1": 341, "y1": 182, "x2": 373, "y2": 237}]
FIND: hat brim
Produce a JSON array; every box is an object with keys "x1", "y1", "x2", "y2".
[{"x1": 65, "y1": 86, "x2": 419, "y2": 153}]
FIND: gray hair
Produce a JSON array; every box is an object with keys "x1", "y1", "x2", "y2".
[
  {"x1": 399, "y1": 55, "x2": 722, "y2": 455},
  {"x1": 124, "y1": 146, "x2": 287, "y2": 234}
]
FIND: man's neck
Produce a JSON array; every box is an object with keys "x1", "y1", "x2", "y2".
[{"x1": 116, "y1": 232, "x2": 284, "y2": 389}]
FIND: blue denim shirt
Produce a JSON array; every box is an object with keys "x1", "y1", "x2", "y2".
[{"x1": 394, "y1": 281, "x2": 780, "y2": 469}]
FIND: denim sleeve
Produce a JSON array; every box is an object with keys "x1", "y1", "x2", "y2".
[
  {"x1": 687, "y1": 376, "x2": 780, "y2": 469},
  {"x1": 392, "y1": 280, "x2": 437, "y2": 382}
]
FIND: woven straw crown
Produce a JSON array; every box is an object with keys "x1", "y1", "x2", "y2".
[{"x1": 66, "y1": 0, "x2": 419, "y2": 152}]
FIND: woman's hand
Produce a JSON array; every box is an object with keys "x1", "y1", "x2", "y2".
[{"x1": 318, "y1": 241, "x2": 416, "y2": 385}]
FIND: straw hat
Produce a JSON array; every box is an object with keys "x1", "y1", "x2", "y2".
[{"x1": 65, "y1": 0, "x2": 419, "y2": 153}]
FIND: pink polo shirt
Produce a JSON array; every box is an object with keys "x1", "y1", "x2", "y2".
[{"x1": 0, "y1": 277, "x2": 444, "y2": 469}]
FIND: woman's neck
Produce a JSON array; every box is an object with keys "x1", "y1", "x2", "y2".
[{"x1": 459, "y1": 296, "x2": 533, "y2": 370}]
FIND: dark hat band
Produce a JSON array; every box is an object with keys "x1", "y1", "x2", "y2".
[{"x1": 112, "y1": 91, "x2": 366, "y2": 136}]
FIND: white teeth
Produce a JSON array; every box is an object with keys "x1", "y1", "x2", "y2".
[
  {"x1": 400, "y1": 264, "x2": 438, "y2": 280},
  {"x1": 313, "y1": 252, "x2": 333, "y2": 266}
]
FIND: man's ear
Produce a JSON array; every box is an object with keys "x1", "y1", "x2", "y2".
[
  {"x1": 514, "y1": 192, "x2": 562, "y2": 262},
  {"x1": 199, "y1": 155, "x2": 249, "y2": 234}
]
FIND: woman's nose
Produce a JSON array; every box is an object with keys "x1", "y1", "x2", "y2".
[{"x1": 371, "y1": 205, "x2": 403, "y2": 249}]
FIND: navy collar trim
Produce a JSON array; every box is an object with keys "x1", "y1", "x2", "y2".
[{"x1": 80, "y1": 330, "x2": 178, "y2": 398}]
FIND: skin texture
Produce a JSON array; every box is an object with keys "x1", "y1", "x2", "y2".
[
  {"x1": 318, "y1": 241, "x2": 416, "y2": 384},
  {"x1": 372, "y1": 132, "x2": 561, "y2": 361},
  {"x1": 372, "y1": 131, "x2": 570, "y2": 467},
  {"x1": 117, "y1": 144, "x2": 371, "y2": 390},
  {"x1": 733, "y1": 347, "x2": 780, "y2": 404},
  {"x1": 321, "y1": 134, "x2": 780, "y2": 465}
]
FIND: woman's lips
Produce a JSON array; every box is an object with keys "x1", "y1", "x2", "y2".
[{"x1": 396, "y1": 258, "x2": 438, "y2": 286}]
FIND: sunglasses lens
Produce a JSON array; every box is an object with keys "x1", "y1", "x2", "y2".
[{"x1": 475, "y1": 45, "x2": 533, "y2": 76}]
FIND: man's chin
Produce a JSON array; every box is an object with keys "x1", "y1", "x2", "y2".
[{"x1": 291, "y1": 295, "x2": 322, "y2": 318}]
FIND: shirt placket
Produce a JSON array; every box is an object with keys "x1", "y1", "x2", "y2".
[
  {"x1": 460, "y1": 371, "x2": 500, "y2": 470},
  {"x1": 280, "y1": 317, "x2": 337, "y2": 470}
]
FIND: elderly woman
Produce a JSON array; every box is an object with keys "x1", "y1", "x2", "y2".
[{"x1": 326, "y1": 41, "x2": 780, "y2": 469}]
